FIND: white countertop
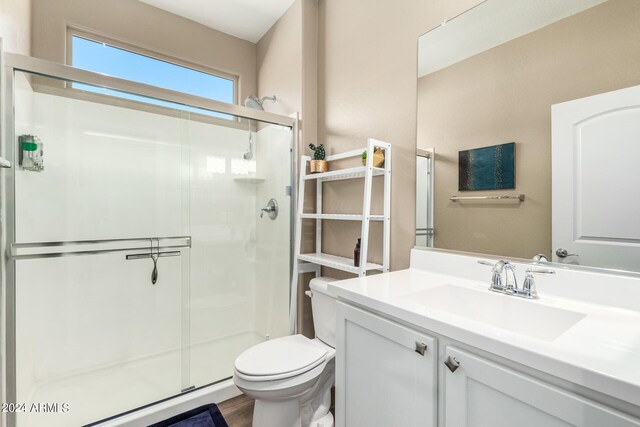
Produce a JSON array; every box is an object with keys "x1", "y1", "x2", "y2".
[{"x1": 327, "y1": 250, "x2": 640, "y2": 408}]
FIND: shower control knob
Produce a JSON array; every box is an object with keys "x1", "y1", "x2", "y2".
[{"x1": 260, "y1": 198, "x2": 279, "y2": 220}]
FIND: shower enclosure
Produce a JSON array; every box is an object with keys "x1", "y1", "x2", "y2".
[{"x1": 1, "y1": 53, "x2": 296, "y2": 427}]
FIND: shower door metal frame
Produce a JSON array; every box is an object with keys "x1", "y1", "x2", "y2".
[{"x1": 1, "y1": 52, "x2": 298, "y2": 427}]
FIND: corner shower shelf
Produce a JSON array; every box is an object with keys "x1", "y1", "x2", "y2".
[
  {"x1": 233, "y1": 176, "x2": 266, "y2": 184},
  {"x1": 297, "y1": 252, "x2": 384, "y2": 274}
]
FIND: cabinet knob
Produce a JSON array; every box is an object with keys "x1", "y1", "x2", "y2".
[
  {"x1": 444, "y1": 355, "x2": 461, "y2": 373},
  {"x1": 415, "y1": 341, "x2": 428, "y2": 356}
]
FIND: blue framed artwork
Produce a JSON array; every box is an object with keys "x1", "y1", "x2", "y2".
[{"x1": 458, "y1": 142, "x2": 515, "y2": 191}]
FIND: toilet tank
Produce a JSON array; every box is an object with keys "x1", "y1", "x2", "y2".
[{"x1": 309, "y1": 277, "x2": 338, "y2": 348}]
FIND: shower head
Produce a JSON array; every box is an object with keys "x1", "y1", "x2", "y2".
[
  {"x1": 244, "y1": 95, "x2": 277, "y2": 111},
  {"x1": 242, "y1": 94, "x2": 276, "y2": 158},
  {"x1": 244, "y1": 95, "x2": 263, "y2": 110}
]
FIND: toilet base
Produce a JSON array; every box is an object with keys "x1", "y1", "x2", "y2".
[
  {"x1": 253, "y1": 399, "x2": 301, "y2": 427},
  {"x1": 252, "y1": 400, "x2": 334, "y2": 427},
  {"x1": 247, "y1": 361, "x2": 334, "y2": 427},
  {"x1": 309, "y1": 412, "x2": 334, "y2": 427}
]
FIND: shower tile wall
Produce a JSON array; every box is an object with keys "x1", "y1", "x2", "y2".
[{"x1": 12, "y1": 72, "x2": 291, "y2": 427}]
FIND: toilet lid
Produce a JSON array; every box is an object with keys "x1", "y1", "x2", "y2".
[{"x1": 235, "y1": 335, "x2": 327, "y2": 378}]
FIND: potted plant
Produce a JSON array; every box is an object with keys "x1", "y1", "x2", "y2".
[
  {"x1": 362, "y1": 147, "x2": 385, "y2": 167},
  {"x1": 309, "y1": 143, "x2": 328, "y2": 173}
]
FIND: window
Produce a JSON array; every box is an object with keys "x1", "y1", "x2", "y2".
[{"x1": 69, "y1": 33, "x2": 236, "y2": 118}]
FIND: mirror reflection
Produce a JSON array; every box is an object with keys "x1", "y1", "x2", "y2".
[{"x1": 416, "y1": 0, "x2": 640, "y2": 272}]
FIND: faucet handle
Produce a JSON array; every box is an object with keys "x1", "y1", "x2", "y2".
[
  {"x1": 478, "y1": 259, "x2": 508, "y2": 291},
  {"x1": 521, "y1": 268, "x2": 555, "y2": 299},
  {"x1": 502, "y1": 261, "x2": 518, "y2": 294},
  {"x1": 477, "y1": 259, "x2": 506, "y2": 273}
]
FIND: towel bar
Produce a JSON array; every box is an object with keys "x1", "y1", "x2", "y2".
[{"x1": 450, "y1": 194, "x2": 525, "y2": 202}]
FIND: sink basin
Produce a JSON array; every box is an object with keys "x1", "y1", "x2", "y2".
[{"x1": 400, "y1": 285, "x2": 585, "y2": 341}]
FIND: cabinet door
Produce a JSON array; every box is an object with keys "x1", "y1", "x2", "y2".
[
  {"x1": 444, "y1": 347, "x2": 640, "y2": 427},
  {"x1": 336, "y1": 302, "x2": 437, "y2": 427}
]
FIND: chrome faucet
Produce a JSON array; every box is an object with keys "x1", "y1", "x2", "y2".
[
  {"x1": 478, "y1": 260, "x2": 554, "y2": 299},
  {"x1": 483, "y1": 260, "x2": 518, "y2": 293}
]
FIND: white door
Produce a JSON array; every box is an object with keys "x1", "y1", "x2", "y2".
[
  {"x1": 552, "y1": 85, "x2": 640, "y2": 270},
  {"x1": 443, "y1": 347, "x2": 640, "y2": 427},
  {"x1": 335, "y1": 302, "x2": 437, "y2": 427}
]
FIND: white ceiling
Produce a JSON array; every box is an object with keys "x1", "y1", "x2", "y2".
[
  {"x1": 418, "y1": 0, "x2": 608, "y2": 77},
  {"x1": 139, "y1": 0, "x2": 296, "y2": 43}
]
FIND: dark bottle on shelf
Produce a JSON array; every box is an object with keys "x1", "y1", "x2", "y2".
[{"x1": 354, "y1": 238, "x2": 361, "y2": 267}]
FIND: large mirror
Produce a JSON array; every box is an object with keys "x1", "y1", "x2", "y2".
[{"x1": 416, "y1": 0, "x2": 640, "y2": 273}]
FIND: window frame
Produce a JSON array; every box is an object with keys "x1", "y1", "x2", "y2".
[{"x1": 65, "y1": 26, "x2": 239, "y2": 107}]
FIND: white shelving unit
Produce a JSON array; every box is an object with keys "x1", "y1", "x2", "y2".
[{"x1": 290, "y1": 138, "x2": 392, "y2": 330}]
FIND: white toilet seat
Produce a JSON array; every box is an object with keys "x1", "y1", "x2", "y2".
[
  {"x1": 234, "y1": 358, "x2": 325, "y2": 382},
  {"x1": 234, "y1": 359, "x2": 328, "y2": 396},
  {"x1": 233, "y1": 336, "x2": 335, "y2": 396},
  {"x1": 235, "y1": 335, "x2": 328, "y2": 381}
]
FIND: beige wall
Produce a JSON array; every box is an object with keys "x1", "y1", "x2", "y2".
[
  {"x1": 30, "y1": 0, "x2": 257, "y2": 103},
  {"x1": 257, "y1": 0, "x2": 318, "y2": 135},
  {"x1": 0, "y1": 0, "x2": 31, "y2": 55},
  {"x1": 418, "y1": 0, "x2": 640, "y2": 259},
  {"x1": 317, "y1": 0, "x2": 480, "y2": 272},
  {"x1": 257, "y1": 0, "x2": 302, "y2": 117}
]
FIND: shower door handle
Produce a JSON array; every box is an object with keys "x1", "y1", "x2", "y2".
[{"x1": 11, "y1": 236, "x2": 191, "y2": 260}]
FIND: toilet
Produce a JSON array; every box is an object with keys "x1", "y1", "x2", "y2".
[{"x1": 233, "y1": 277, "x2": 337, "y2": 427}]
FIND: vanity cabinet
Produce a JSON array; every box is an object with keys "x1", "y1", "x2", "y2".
[
  {"x1": 335, "y1": 301, "x2": 437, "y2": 427},
  {"x1": 336, "y1": 301, "x2": 640, "y2": 427},
  {"x1": 444, "y1": 347, "x2": 640, "y2": 427}
]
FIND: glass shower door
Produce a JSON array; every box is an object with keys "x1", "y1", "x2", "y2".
[
  {"x1": 6, "y1": 60, "x2": 295, "y2": 426},
  {"x1": 11, "y1": 71, "x2": 191, "y2": 427},
  {"x1": 187, "y1": 120, "x2": 293, "y2": 389}
]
